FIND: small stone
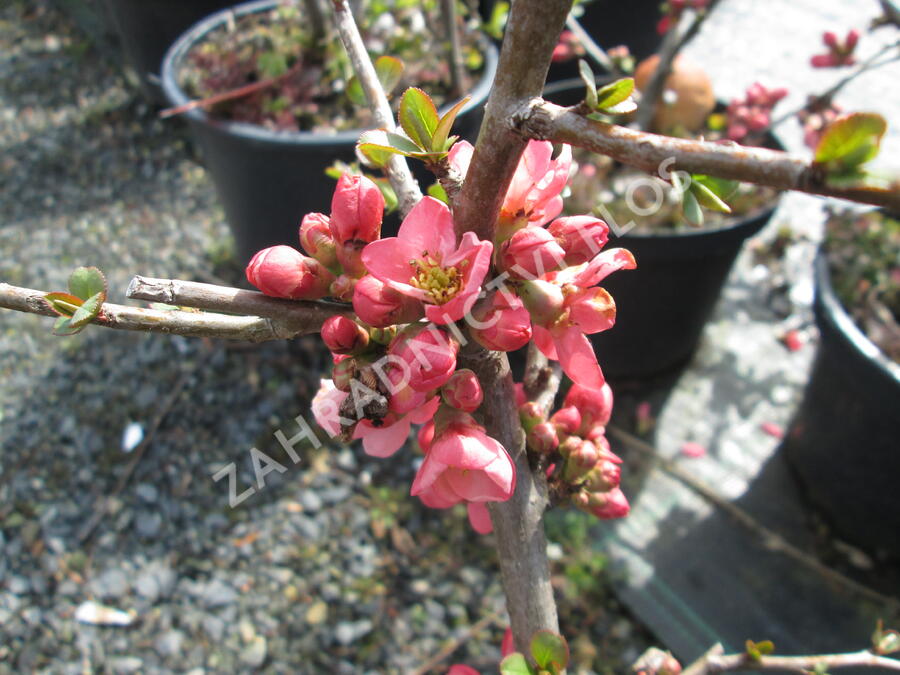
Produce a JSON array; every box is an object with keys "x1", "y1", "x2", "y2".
[
  {"x1": 202, "y1": 614, "x2": 225, "y2": 642},
  {"x1": 238, "y1": 620, "x2": 256, "y2": 643},
  {"x1": 305, "y1": 601, "x2": 328, "y2": 625},
  {"x1": 135, "y1": 511, "x2": 162, "y2": 537},
  {"x1": 240, "y1": 636, "x2": 267, "y2": 669},
  {"x1": 134, "y1": 483, "x2": 158, "y2": 503},
  {"x1": 334, "y1": 620, "x2": 373, "y2": 646},
  {"x1": 299, "y1": 491, "x2": 322, "y2": 512},
  {"x1": 201, "y1": 579, "x2": 237, "y2": 608},
  {"x1": 135, "y1": 572, "x2": 160, "y2": 602},
  {"x1": 109, "y1": 657, "x2": 143, "y2": 674},
  {"x1": 155, "y1": 629, "x2": 184, "y2": 657},
  {"x1": 92, "y1": 569, "x2": 129, "y2": 599},
  {"x1": 7, "y1": 575, "x2": 30, "y2": 595}
]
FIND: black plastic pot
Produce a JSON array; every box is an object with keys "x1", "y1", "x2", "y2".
[
  {"x1": 103, "y1": 0, "x2": 234, "y2": 104},
  {"x1": 543, "y1": 80, "x2": 780, "y2": 382},
  {"x1": 161, "y1": 0, "x2": 498, "y2": 264},
  {"x1": 782, "y1": 251, "x2": 900, "y2": 558}
]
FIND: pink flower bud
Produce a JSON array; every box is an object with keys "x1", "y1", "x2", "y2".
[
  {"x1": 563, "y1": 439, "x2": 600, "y2": 482},
  {"x1": 499, "y1": 226, "x2": 566, "y2": 279},
  {"x1": 517, "y1": 279, "x2": 565, "y2": 326},
  {"x1": 518, "y1": 401, "x2": 545, "y2": 432},
  {"x1": 823, "y1": 31, "x2": 838, "y2": 48},
  {"x1": 548, "y1": 215, "x2": 610, "y2": 265},
  {"x1": 329, "y1": 274, "x2": 357, "y2": 302},
  {"x1": 388, "y1": 326, "x2": 459, "y2": 392},
  {"x1": 514, "y1": 382, "x2": 526, "y2": 407},
  {"x1": 329, "y1": 173, "x2": 384, "y2": 246},
  {"x1": 299, "y1": 212, "x2": 337, "y2": 268},
  {"x1": 564, "y1": 382, "x2": 614, "y2": 432},
  {"x1": 442, "y1": 369, "x2": 484, "y2": 412},
  {"x1": 246, "y1": 245, "x2": 335, "y2": 300},
  {"x1": 352, "y1": 275, "x2": 424, "y2": 328},
  {"x1": 470, "y1": 293, "x2": 532, "y2": 352},
  {"x1": 528, "y1": 422, "x2": 559, "y2": 454},
  {"x1": 417, "y1": 420, "x2": 435, "y2": 453},
  {"x1": 583, "y1": 487, "x2": 630, "y2": 520},
  {"x1": 332, "y1": 356, "x2": 356, "y2": 392},
  {"x1": 558, "y1": 434, "x2": 582, "y2": 459},
  {"x1": 583, "y1": 459, "x2": 621, "y2": 492},
  {"x1": 550, "y1": 405, "x2": 582, "y2": 435},
  {"x1": 845, "y1": 29, "x2": 859, "y2": 50},
  {"x1": 811, "y1": 53, "x2": 837, "y2": 68},
  {"x1": 321, "y1": 316, "x2": 369, "y2": 355}
]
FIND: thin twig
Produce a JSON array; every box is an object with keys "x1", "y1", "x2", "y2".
[
  {"x1": 412, "y1": 611, "x2": 504, "y2": 675},
  {"x1": 329, "y1": 0, "x2": 422, "y2": 218},
  {"x1": 441, "y1": 0, "x2": 467, "y2": 98},
  {"x1": 0, "y1": 282, "x2": 341, "y2": 342},
  {"x1": 76, "y1": 349, "x2": 213, "y2": 544},
  {"x1": 523, "y1": 343, "x2": 562, "y2": 416},
  {"x1": 159, "y1": 62, "x2": 303, "y2": 119},
  {"x1": 684, "y1": 644, "x2": 900, "y2": 673},
  {"x1": 607, "y1": 426, "x2": 900, "y2": 614},
  {"x1": 519, "y1": 100, "x2": 900, "y2": 210},
  {"x1": 565, "y1": 13, "x2": 619, "y2": 76},
  {"x1": 770, "y1": 41, "x2": 900, "y2": 128},
  {"x1": 635, "y1": 0, "x2": 723, "y2": 131},
  {"x1": 126, "y1": 276, "x2": 352, "y2": 324}
]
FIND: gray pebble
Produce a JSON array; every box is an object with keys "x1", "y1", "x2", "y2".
[
  {"x1": 91, "y1": 569, "x2": 129, "y2": 599},
  {"x1": 201, "y1": 579, "x2": 238, "y2": 608},
  {"x1": 7, "y1": 575, "x2": 30, "y2": 595},
  {"x1": 155, "y1": 629, "x2": 184, "y2": 658},
  {"x1": 334, "y1": 620, "x2": 373, "y2": 646},
  {"x1": 135, "y1": 511, "x2": 162, "y2": 537},
  {"x1": 240, "y1": 636, "x2": 267, "y2": 669},
  {"x1": 299, "y1": 491, "x2": 322, "y2": 513},
  {"x1": 134, "y1": 483, "x2": 158, "y2": 503}
]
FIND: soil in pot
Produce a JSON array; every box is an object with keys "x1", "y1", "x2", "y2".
[
  {"x1": 782, "y1": 210, "x2": 900, "y2": 558},
  {"x1": 162, "y1": 0, "x2": 497, "y2": 263},
  {"x1": 544, "y1": 79, "x2": 781, "y2": 383}
]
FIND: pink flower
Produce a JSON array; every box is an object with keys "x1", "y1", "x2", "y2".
[
  {"x1": 548, "y1": 215, "x2": 609, "y2": 265},
  {"x1": 442, "y1": 369, "x2": 484, "y2": 412},
  {"x1": 448, "y1": 666, "x2": 481, "y2": 675},
  {"x1": 311, "y1": 379, "x2": 349, "y2": 438},
  {"x1": 354, "y1": 396, "x2": 440, "y2": 458},
  {"x1": 448, "y1": 140, "x2": 572, "y2": 228},
  {"x1": 246, "y1": 245, "x2": 335, "y2": 300},
  {"x1": 351, "y1": 274, "x2": 424, "y2": 328},
  {"x1": 469, "y1": 292, "x2": 533, "y2": 352},
  {"x1": 811, "y1": 29, "x2": 859, "y2": 68},
  {"x1": 499, "y1": 226, "x2": 566, "y2": 279},
  {"x1": 299, "y1": 212, "x2": 337, "y2": 268},
  {"x1": 411, "y1": 415, "x2": 516, "y2": 503},
  {"x1": 361, "y1": 197, "x2": 492, "y2": 325},
  {"x1": 320, "y1": 316, "x2": 369, "y2": 355},
  {"x1": 388, "y1": 326, "x2": 459, "y2": 393},
  {"x1": 552, "y1": 248, "x2": 637, "y2": 288}
]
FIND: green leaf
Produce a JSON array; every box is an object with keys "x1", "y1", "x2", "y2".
[
  {"x1": 427, "y1": 182, "x2": 449, "y2": 204},
  {"x1": 682, "y1": 189, "x2": 704, "y2": 227},
  {"x1": 595, "y1": 77, "x2": 635, "y2": 109},
  {"x1": 578, "y1": 59, "x2": 598, "y2": 110},
  {"x1": 745, "y1": 640, "x2": 761, "y2": 661},
  {"x1": 373, "y1": 178, "x2": 399, "y2": 214},
  {"x1": 346, "y1": 76, "x2": 366, "y2": 107},
  {"x1": 690, "y1": 181, "x2": 732, "y2": 213},
  {"x1": 44, "y1": 292, "x2": 84, "y2": 317},
  {"x1": 356, "y1": 130, "x2": 428, "y2": 166},
  {"x1": 814, "y1": 112, "x2": 887, "y2": 169},
  {"x1": 69, "y1": 291, "x2": 103, "y2": 328},
  {"x1": 485, "y1": 1, "x2": 509, "y2": 39},
  {"x1": 399, "y1": 87, "x2": 440, "y2": 152},
  {"x1": 432, "y1": 96, "x2": 471, "y2": 152},
  {"x1": 530, "y1": 630, "x2": 569, "y2": 671},
  {"x1": 755, "y1": 640, "x2": 775, "y2": 656},
  {"x1": 692, "y1": 174, "x2": 739, "y2": 201},
  {"x1": 257, "y1": 51, "x2": 288, "y2": 79},
  {"x1": 68, "y1": 267, "x2": 107, "y2": 302},
  {"x1": 601, "y1": 99, "x2": 637, "y2": 115},
  {"x1": 500, "y1": 652, "x2": 536, "y2": 675},
  {"x1": 52, "y1": 315, "x2": 84, "y2": 336},
  {"x1": 374, "y1": 56, "x2": 404, "y2": 95}
]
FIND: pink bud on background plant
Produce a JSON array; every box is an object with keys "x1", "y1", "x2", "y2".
[
  {"x1": 528, "y1": 421, "x2": 560, "y2": 454},
  {"x1": 499, "y1": 226, "x2": 567, "y2": 279},
  {"x1": 548, "y1": 215, "x2": 610, "y2": 265},
  {"x1": 565, "y1": 383, "x2": 614, "y2": 434},
  {"x1": 388, "y1": 326, "x2": 459, "y2": 393},
  {"x1": 469, "y1": 292, "x2": 533, "y2": 352},
  {"x1": 811, "y1": 29, "x2": 860, "y2": 67},
  {"x1": 246, "y1": 245, "x2": 335, "y2": 300},
  {"x1": 329, "y1": 173, "x2": 384, "y2": 246}
]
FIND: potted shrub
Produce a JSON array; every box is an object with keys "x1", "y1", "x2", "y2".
[
  {"x1": 781, "y1": 209, "x2": 900, "y2": 558},
  {"x1": 543, "y1": 67, "x2": 784, "y2": 382},
  {"x1": 161, "y1": 0, "x2": 498, "y2": 263}
]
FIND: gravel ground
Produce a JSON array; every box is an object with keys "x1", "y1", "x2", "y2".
[{"x1": 0, "y1": 2, "x2": 654, "y2": 673}]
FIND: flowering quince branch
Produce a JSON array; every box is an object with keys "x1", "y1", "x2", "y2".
[
  {"x1": 681, "y1": 643, "x2": 900, "y2": 674},
  {"x1": 515, "y1": 100, "x2": 900, "y2": 210},
  {"x1": 329, "y1": 0, "x2": 422, "y2": 217}
]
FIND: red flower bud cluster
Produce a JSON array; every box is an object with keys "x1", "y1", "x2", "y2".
[
  {"x1": 810, "y1": 29, "x2": 860, "y2": 68},
  {"x1": 725, "y1": 82, "x2": 788, "y2": 143}
]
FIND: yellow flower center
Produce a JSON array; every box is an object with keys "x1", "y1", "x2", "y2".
[{"x1": 408, "y1": 254, "x2": 468, "y2": 305}]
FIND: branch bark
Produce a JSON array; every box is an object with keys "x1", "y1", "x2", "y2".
[
  {"x1": 450, "y1": 0, "x2": 574, "y2": 654},
  {"x1": 683, "y1": 644, "x2": 900, "y2": 674},
  {"x1": 518, "y1": 100, "x2": 900, "y2": 210},
  {"x1": 0, "y1": 282, "x2": 338, "y2": 341},
  {"x1": 329, "y1": 0, "x2": 423, "y2": 218}
]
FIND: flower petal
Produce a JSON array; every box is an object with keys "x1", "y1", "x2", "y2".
[
  {"x1": 360, "y1": 238, "x2": 428, "y2": 298},
  {"x1": 467, "y1": 502, "x2": 493, "y2": 534},
  {"x1": 397, "y1": 196, "x2": 457, "y2": 260},
  {"x1": 408, "y1": 396, "x2": 441, "y2": 424},
  {"x1": 570, "y1": 247, "x2": 636, "y2": 287},
  {"x1": 554, "y1": 326, "x2": 605, "y2": 390},
  {"x1": 532, "y1": 324, "x2": 559, "y2": 360},
  {"x1": 354, "y1": 416, "x2": 411, "y2": 458}
]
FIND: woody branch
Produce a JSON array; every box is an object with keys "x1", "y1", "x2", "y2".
[{"x1": 683, "y1": 643, "x2": 900, "y2": 674}]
